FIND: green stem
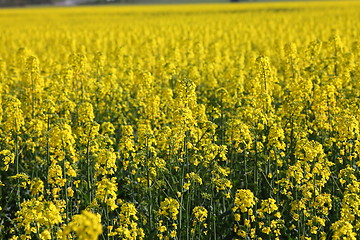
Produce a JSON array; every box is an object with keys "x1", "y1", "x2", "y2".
[
  {"x1": 86, "y1": 128, "x2": 92, "y2": 204},
  {"x1": 14, "y1": 130, "x2": 20, "y2": 208},
  {"x1": 146, "y1": 138, "x2": 153, "y2": 231}
]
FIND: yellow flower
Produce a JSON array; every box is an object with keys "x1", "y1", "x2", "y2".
[
  {"x1": 159, "y1": 197, "x2": 180, "y2": 220},
  {"x1": 274, "y1": 212, "x2": 281, "y2": 218},
  {"x1": 183, "y1": 182, "x2": 191, "y2": 191},
  {"x1": 95, "y1": 177, "x2": 118, "y2": 210},
  {"x1": 262, "y1": 226, "x2": 271, "y2": 235},
  {"x1": 0, "y1": 150, "x2": 15, "y2": 171},
  {"x1": 259, "y1": 198, "x2": 278, "y2": 214},
  {"x1": 29, "y1": 177, "x2": 44, "y2": 195},
  {"x1": 170, "y1": 230, "x2": 177, "y2": 238},
  {"x1": 67, "y1": 187, "x2": 74, "y2": 197},
  {"x1": 63, "y1": 210, "x2": 102, "y2": 240},
  {"x1": 237, "y1": 229, "x2": 247, "y2": 237},
  {"x1": 193, "y1": 206, "x2": 208, "y2": 222},
  {"x1": 158, "y1": 225, "x2": 167, "y2": 233},
  {"x1": 39, "y1": 230, "x2": 51, "y2": 240},
  {"x1": 14, "y1": 198, "x2": 62, "y2": 237},
  {"x1": 233, "y1": 189, "x2": 256, "y2": 213}
]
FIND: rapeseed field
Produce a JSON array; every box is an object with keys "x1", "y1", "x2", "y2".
[{"x1": 1, "y1": 1, "x2": 360, "y2": 239}]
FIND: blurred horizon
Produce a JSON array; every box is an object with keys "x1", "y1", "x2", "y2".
[
  {"x1": 0, "y1": 0, "x2": 324, "y2": 7},
  {"x1": 0, "y1": 0, "x2": 231, "y2": 7}
]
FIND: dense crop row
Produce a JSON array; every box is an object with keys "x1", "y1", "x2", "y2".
[{"x1": 1, "y1": 1, "x2": 360, "y2": 239}]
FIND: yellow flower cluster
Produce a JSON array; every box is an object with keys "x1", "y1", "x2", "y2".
[
  {"x1": 157, "y1": 198, "x2": 180, "y2": 239},
  {"x1": 63, "y1": 210, "x2": 102, "y2": 240},
  {"x1": 108, "y1": 201, "x2": 144, "y2": 239},
  {"x1": 257, "y1": 198, "x2": 283, "y2": 239},
  {"x1": 232, "y1": 189, "x2": 256, "y2": 238},
  {"x1": 1, "y1": 1, "x2": 360, "y2": 239},
  {"x1": 233, "y1": 189, "x2": 256, "y2": 213},
  {"x1": 14, "y1": 198, "x2": 62, "y2": 239},
  {"x1": 158, "y1": 198, "x2": 180, "y2": 221},
  {"x1": 191, "y1": 206, "x2": 208, "y2": 236}
]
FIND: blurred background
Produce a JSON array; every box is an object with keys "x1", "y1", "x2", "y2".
[{"x1": 0, "y1": 0, "x2": 295, "y2": 7}]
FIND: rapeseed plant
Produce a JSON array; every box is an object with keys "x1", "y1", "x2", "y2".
[{"x1": 0, "y1": 1, "x2": 360, "y2": 239}]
